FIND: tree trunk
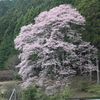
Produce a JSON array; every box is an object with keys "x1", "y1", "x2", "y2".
[
  {"x1": 96, "y1": 57, "x2": 99, "y2": 84},
  {"x1": 90, "y1": 70, "x2": 92, "y2": 82}
]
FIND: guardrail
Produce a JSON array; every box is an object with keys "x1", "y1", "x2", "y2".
[{"x1": 8, "y1": 84, "x2": 17, "y2": 100}]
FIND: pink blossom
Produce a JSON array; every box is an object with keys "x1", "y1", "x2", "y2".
[{"x1": 14, "y1": 4, "x2": 97, "y2": 80}]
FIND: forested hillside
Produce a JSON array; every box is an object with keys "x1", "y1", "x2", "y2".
[
  {"x1": 0, "y1": 0, "x2": 74, "y2": 70},
  {"x1": 0, "y1": 0, "x2": 100, "y2": 71}
]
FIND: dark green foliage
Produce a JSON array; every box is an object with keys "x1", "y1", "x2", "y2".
[
  {"x1": 83, "y1": 1, "x2": 100, "y2": 49},
  {"x1": 0, "y1": 1, "x2": 8, "y2": 17},
  {"x1": 73, "y1": 0, "x2": 100, "y2": 48},
  {"x1": 21, "y1": 86, "x2": 48, "y2": 100},
  {"x1": 28, "y1": 54, "x2": 39, "y2": 61},
  {"x1": 14, "y1": 71, "x2": 22, "y2": 80},
  {"x1": 21, "y1": 86, "x2": 37, "y2": 100}
]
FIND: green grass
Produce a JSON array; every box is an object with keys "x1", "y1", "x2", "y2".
[
  {"x1": 68, "y1": 73, "x2": 100, "y2": 98},
  {"x1": 0, "y1": 80, "x2": 22, "y2": 90},
  {"x1": 0, "y1": 73, "x2": 100, "y2": 99}
]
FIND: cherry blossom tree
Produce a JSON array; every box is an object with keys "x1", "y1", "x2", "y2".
[{"x1": 14, "y1": 4, "x2": 98, "y2": 81}]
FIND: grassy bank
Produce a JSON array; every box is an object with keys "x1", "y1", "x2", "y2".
[
  {"x1": 0, "y1": 73, "x2": 100, "y2": 100},
  {"x1": 0, "y1": 80, "x2": 22, "y2": 100}
]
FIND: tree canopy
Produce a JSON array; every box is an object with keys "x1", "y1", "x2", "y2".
[{"x1": 14, "y1": 4, "x2": 97, "y2": 80}]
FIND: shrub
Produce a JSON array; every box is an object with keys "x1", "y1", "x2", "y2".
[
  {"x1": 35, "y1": 88, "x2": 49, "y2": 100},
  {"x1": 21, "y1": 86, "x2": 49, "y2": 100},
  {"x1": 60, "y1": 85, "x2": 71, "y2": 99},
  {"x1": 21, "y1": 86, "x2": 37, "y2": 100},
  {"x1": 21, "y1": 85, "x2": 72, "y2": 100},
  {"x1": 14, "y1": 71, "x2": 22, "y2": 80},
  {"x1": 76, "y1": 81, "x2": 88, "y2": 91},
  {"x1": 49, "y1": 85, "x2": 71, "y2": 100}
]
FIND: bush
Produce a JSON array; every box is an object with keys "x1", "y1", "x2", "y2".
[
  {"x1": 76, "y1": 81, "x2": 88, "y2": 91},
  {"x1": 21, "y1": 85, "x2": 72, "y2": 100},
  {"x1": 49, "y1": 85, "x2": 71, "y2": 100},
  {"x1": 35, "y1": 88, "x2": 49, "y2": 100},
  {"x1": 14, "y1": 71, "x2": 22, "y2": 80},
  {"x1": 21, "y1": 86, "x2": 37, "y2": 100},
  {"x1": 60, "y1": 85, "x2": 71, "y2": 99},
  {"x1": 21, "y1": 86, "x2": 48, "y2": 100}
]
